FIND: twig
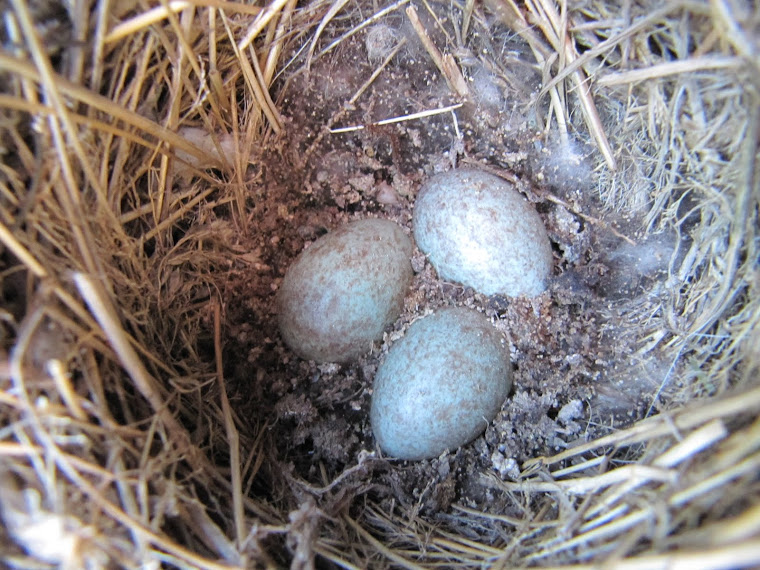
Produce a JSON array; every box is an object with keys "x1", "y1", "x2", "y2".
[
  {"x1": 342, "y1": 38, "x2": 408, "y2": 109},
  {"x1": 684, "y1": 97, "x2": 757, "y2": 338},
  {"x1": 345, "y1": 516, "x2": 426, "y2": 570},
  {"x1": 0, "y1": 219, "x2": 47, "y2": 278},
  {"x1": 405, "y1": 5, "x2": 469, "y2": 99},
  {"x1": 331, "y1": 102, "x2": 462, "y2": 133},
  {"x1": 221, "y1": 12, "x2": 283, "y2": 133},
  {"x1": 306, "y1": 0, "x2": 351, "y2": 70},
  {"x1": 482, "y1": 464, "x2": 676, "y2": 495},
  {"x1": 541, "y1": 192, "x2": 635, "y2": 245},
  {"x1": 105, "y1": 0, "x2": 262, "y2": 44},
  {"x1": 237, "y1": 0, "x2": 291, "y2": 53},
  {"x1": 483, "y1": 0, "x2": 568, "y2": 142},
  {"x1": 306, "y1": 37, "x2": 408, "y2": 154},
  {"x1": 597, "y1": 55, "x2": 743, "y2": 87},
  {"x1": 46, "y1": 360, "x2": 87, "y2": 421},
  {"x1": 711, "y1": 0, "x2": 758, "y2": 61},
  {"x1": 288, "y1": 452, "x2": 377, "y2": 496},
  {"x1": 461, "y1": 0, "x2": 476, "y2": 40},
  {"x1": 213, "y1": 300, "x2": 244, "y2": 553},
  {"x1": 538, "y1": 2, "x2": 700, "y2": 95},
  {"x1": 523, "y1": 384, "x2": 760, "y2": 469},
  {"x1": 316, "y1": 0, "x2": 412, "y2": 60},
  {"x1": 72, "y1": 274, "x2": 201, "y2": 466},
  {"x1": 10, "y1": 286, "x2": 236, "y2": 570},
  {"x1": 263, "y1": 0, "x2": 298, "y2": 85},
  {"x1": 10, "y1": 0, "x2": 112, "y2": 273},
  {"x1": 531, "y1": 542, "x2": 760, "y2": 570},
  {"x1": 531, "y1": 0, "x2": 616, "y2": 170},
  {"x1": 0, "y1": 53, "x2": 217, "y2": 165},
  {"x1": 459, "y1": 158, "x2": 635, "y2": 244}
]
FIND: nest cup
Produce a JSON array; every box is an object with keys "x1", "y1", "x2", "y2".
[{"x1": 0, "y1": 0, "x2": 759, "y2": 568}]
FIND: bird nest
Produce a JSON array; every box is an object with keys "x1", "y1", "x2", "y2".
[{"x1": 1, "y1": 0, "x2": 759, "y2": 567}]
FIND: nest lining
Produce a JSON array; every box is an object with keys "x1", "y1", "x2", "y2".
[{"x1": 0, "y1": 0, "x2": 758, "y2": 567}]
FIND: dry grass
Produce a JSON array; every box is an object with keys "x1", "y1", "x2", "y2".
[
  {"x1": 0, "y1": 0, "x2": 294, "y2": 565},
  {"x1": 0, "y1": 0, "x2": 758, "y2": 567}
]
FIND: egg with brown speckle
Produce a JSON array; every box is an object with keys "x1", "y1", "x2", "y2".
[
  {"x1": 370, "y1": 307, "x2": 511, "y2": 460},
  {"x1": 277, "y1": 219, "x2": 414, "y2": 363},
  {"x1": 413, "y1": 168, "x2": 553, "y2": 297}
]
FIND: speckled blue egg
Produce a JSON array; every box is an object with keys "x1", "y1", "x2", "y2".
[
  {"x1": 413, "y1": 168, "x2": 553, "y2": 297},
  {"x1": 277, "y1": 219, "x2": 413, "y2": 363},
  {"x1": 370, "y1": 307, "x2": 511, "y2": 460}
]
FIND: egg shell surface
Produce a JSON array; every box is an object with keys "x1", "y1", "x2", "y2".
[
  {"x1": 413, "y1": 168, "x2": 553, "y2": 297},
  {"x1": 277, "y1": 219, "x2": 414, "y2": 363},
  {"x1": 370, "y1": 307, "x2": 512, "y2": 460}
]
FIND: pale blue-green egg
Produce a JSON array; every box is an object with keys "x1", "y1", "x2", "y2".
[
  {"x1": 277, "y1": 219, "x2": 413, "y2": 363},
  {"x1": 370, "y1": 307, "x2": 512, "y2": 460},
  {"x1": 413, "y1": 168, "x2": 553, "y2": 297}
]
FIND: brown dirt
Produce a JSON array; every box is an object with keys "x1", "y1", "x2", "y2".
[{"x1": 207, "y1": 7, "x2": 673, "y2": 524}]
